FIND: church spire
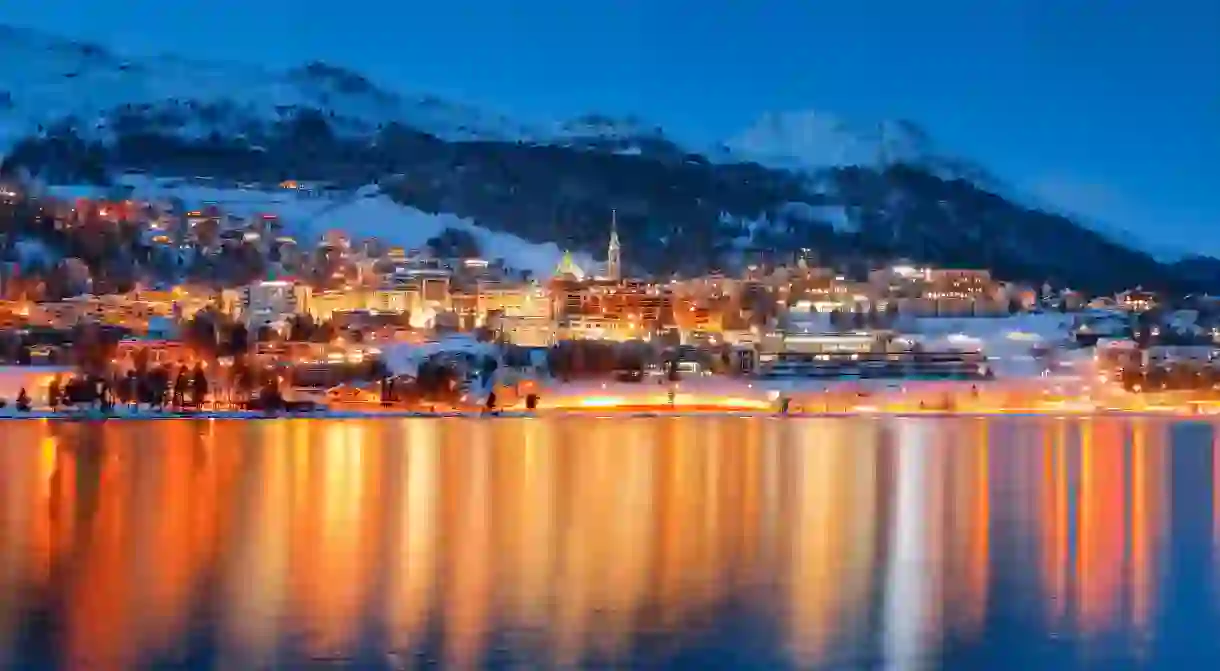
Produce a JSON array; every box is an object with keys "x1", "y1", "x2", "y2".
[{"x1": 607, "y1": 209, "x2": 622, "y2": 281}]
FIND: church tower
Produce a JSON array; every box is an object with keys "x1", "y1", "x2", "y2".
[{"x1": 607, "y1": 209, "x2": 622, "y2": 281}]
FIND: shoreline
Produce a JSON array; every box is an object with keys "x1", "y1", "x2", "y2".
[
  {"x1": 5, "y1": 365, "x2": 1219, "y2": 420},
  {"x1": 3, "y1": 406, "x2": 1220, "y2": 421}
]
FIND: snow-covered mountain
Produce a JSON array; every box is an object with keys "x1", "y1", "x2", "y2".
[
  {"x1": 1, "y1": 23, "x2": 1209, "y2": 294},
  {"x1": 0, "y1": 25, "x2": 965, "y2": 170},
  {"x1": 0, "y1": 24, "x2": 538, "y2": 147},
  {"x1": 0, "y1": 24, "x2": 674, "y2": 154},
  {"x1": 714, "y1": 110, "x2": 1197, "y2": 262}
]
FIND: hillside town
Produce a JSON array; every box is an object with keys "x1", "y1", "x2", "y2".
[{"x1": 1, "y1": 174, "x2": 1218, "y2": 415}]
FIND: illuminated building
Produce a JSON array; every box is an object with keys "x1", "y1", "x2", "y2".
[
  {"x1": 449, "y1": 291, "x2": 480, "y2": 329},
  {"x1": 385, "y1": 264, "x2": 452, "y2": 310},
  {"x1": 926, "y1": 268, "x2": 992, "y2": 294},
  {"x1": 369, "y1": 288, "x2": 413, "y2": 314},
  {"x1": 554, "y1": 251, "x2": 586, "y2": 281},
  {"x1": 32, "y1": 293, "x2": 179, "y2": 329},
  {"x1": 556, "y1": 314, "x2": 648, "y2": 342},
  {"x1": 547, "y1": 279, "x2": 674, "y2": 342},
  {"x1": 474, "y1": 281, "x2": 552, "y2": 342},
  {"x1": 114, "y1": 338, "x2": 190, "y2": 367},
  {"x1": 761, "y1": 331, "x2": 880, "y2": 355},
  {"x1": 606, "y1": 210, "x2": 621, "y2": 282},
  {"x1": 481, "y1": 281, "x2": 548, "y2": 318},
  {"x1": 550, "y1": 280, "x2": 670, "y2": 326},
  {"x1": 1117, "y1": 289, "x2": 1157, "y2": 312},
  {"x1": 866, "y1": 265, "x2": 1005, "y2": 316},
  {"x1": 306, "y1": 277, "x2": 456, "y2": 323},
  {"x1": 670, "y1": 297, "x2": 723, "y2": 334},
  {"x1": 494, "y1": 315, "x2": 554, "y2": 346},
  {"x1": 239, "y1": 280, "x2": 312, "y2": 331},
  {"x1": 309, "y1": 290, "x2": 372, "y2": 322}
]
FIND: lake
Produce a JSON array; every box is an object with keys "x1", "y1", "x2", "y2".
[{"x1": 1, "y1": 416, "x2": 1219, "y2": 669}]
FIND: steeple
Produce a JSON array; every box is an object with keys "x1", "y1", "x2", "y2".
[{"x1": 607, "y1": 209, "x2": 622, "y2": 281}]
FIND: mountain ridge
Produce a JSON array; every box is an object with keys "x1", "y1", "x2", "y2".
[
  {"x1": 0, "y1": 23, "x2": 1211, "y2": 294},
  {"x1": 0, "y1": 23, "x2": 683, "y2": 152}
]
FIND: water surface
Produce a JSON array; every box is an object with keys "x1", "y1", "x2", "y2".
[{"x1": 1, "y1": 417, "x2": 1219, "y2": 669}]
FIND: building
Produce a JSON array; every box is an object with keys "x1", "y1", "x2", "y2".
[
  {"x1": 33, "y1": 295, "x2": 165, "y2": 329},
  {"x1": 606, "y1": 210, "x2": 622, "y2": 282},
  {"x1": 551, "y1": 280, "x2": 667, "y2": 320},
  {"x1": 307, "y1": 288, "x2": 419, "y2": 323},
  {"x1": 1117, "y1": 289, "x2": 1157, "y2": 312},
  {"x1": 925, "y1": 269, "x2": 993, "y2": 299},
  {"x1": 121, "y1": 285, "x2": 215, "y2": 320},
  {"x1": 385, "y1": 265, "x2": 452, "y2": 309},
  {"x1": 493, "y1": 315, "x2": 554, "y2": 347},
  {"x1": 368, "y1": 288, "x2": 414, "y2": 315},
  {"x1": 114, "y1": 338, "x2": 190, "y2": 368},
  {"x1": 309, "y1": 289, "x2": 371, "y2": 321},
  {"x1": 759, "y1": 331, "x2": 881, "y2": 355},
  {"x1": 554, "y1": 251, "x2": 587, "y2": 281},
  {"x1": 239, "y1": 280, "x2": 312, "y2": 330},
  {"x1": 467, "y1": 280, "x2": 550, "y2": 327},
  {"x1": 556, "y1": 315, "x2": 649, "y2": 342},
  {"x1": 868, "y1": 265, "x2": 1004, "y2": 316}
]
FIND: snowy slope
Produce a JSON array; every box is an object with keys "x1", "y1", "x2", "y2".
[
  {"x1": 45, "y1": 176, "x2": 593, "y2": 278},
  {"x1": 716, "y1": 111, "x2": 934, "y2": 170}
]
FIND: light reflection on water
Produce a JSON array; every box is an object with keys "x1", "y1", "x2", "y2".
[{"x1": 0, "y1": 417, "x2": 1217, "y2": 669}]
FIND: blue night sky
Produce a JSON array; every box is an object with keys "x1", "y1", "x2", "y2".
[{"x1": 5, "y1": 0, "x2": 1219, "y2": 255}]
